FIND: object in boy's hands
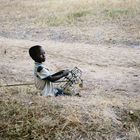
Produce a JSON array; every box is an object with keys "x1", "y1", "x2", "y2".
[{"x1": 58, "y1": 67, "x2": 83, "y2": 96}]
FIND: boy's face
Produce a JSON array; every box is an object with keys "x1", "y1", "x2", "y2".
[{"x1": 36, "y1": 47, "x2": 46, "y2": 63}]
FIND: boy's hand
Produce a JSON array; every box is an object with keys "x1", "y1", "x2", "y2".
[{"x1": 63, "y1": 69, "x2": 70, "y2": 77}]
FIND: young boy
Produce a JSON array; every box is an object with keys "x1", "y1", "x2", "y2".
[{"x1": 29, "y1": 45, "x2": 69, "y2": 96}]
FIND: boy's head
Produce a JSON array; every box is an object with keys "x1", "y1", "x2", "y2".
[{"x1": 29, "y1": 45, "x2": 46, "y2": 63}]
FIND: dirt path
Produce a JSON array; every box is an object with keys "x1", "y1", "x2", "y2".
[{"x1": 0, "y1": 37, "x2": 140, "y2": 97}]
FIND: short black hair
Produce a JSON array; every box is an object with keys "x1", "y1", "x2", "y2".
[{"x1": 29, "y1": 45, "x2": 42, "y2": 61}]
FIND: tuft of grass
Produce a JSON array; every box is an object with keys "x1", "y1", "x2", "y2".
[
  {"x1": 103, "y1": 8, "x2": 134, "y2": 19},
  {"x1": 119, "y1": 109, "x2": 140, "y2": 139},
  {"x1": 34, "y1": 16, "x2": 64, "y2": 27},
  {"x1": 69, "y1": 10, "x2": 90, "y2": 18},
  {"x1": 0, "y1": 98, "x2": 67, "y2": 140},
  {"x1": 66, "y1": 10, "x2": 90, "y2": 24},
  {"x1": 34, "y1": 10, "x2": 90, "y2": 27}
]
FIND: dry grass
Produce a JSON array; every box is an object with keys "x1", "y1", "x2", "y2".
[
  {"x1": 0, "y1": 0, "x2": 140, "y2": 27},
  {"x1": 0, "y1": 87, "x2": 140, "y2": 140}
]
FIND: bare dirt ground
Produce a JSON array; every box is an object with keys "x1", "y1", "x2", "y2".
[
  {"x1": 0, "y1": 37, "x2": 140, "y2": 93},
  {"x1": 0, "y1": 0, "x2": 140, "y2": 139}
]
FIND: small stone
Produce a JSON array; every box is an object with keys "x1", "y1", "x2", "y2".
[
  {"x1": 4, "y1": 50, "x2": 7, "y2": 54},
  {"x1": 129, "y1": 110, "x2": 134, "y2": 115},
  {"x1": 133, "y1": 75, "x2": 138, "y2": 77},
  {"x1": 28, "y1": 101, "x2": 33, "y2": 105}
]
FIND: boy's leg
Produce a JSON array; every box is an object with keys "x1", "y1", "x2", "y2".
[
  {"x1": 54, "y1": 88, "x2": 64, "y2": 96},
  {"x1": 54, "y1": 88, "x2": 72, "y2": 96}
]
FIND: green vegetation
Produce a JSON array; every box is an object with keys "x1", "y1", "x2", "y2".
[
  {"x1": 34, "y1": 10, "x2": 90, "y2": 27},
  {"x1": 103, "y1": 8, "x2": 135, "y2": 19}
]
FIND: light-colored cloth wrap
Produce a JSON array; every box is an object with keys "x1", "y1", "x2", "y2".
[{"x1": 34, "y1": 62, "x2": 55, "y2": 96}]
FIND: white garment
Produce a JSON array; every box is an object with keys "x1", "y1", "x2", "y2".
[{"x1": 34, "y1": 62, "x2": 55, "y2": 96}]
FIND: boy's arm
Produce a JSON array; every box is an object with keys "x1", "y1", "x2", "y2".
[
  {"x1": 51, "y1": 70, "x2": 64, "y2": 76},
  {"x1": 43, "y1": 70, "x2": 69, "y2": 82}
]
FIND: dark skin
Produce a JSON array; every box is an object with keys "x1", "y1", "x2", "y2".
[{"x1": 35, "y1": 47, "x2": 69, "y2": 82}]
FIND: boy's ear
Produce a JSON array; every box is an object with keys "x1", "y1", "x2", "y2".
[{"x1": 37, "y1": 66, "x2": 43, "y2": 72}]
